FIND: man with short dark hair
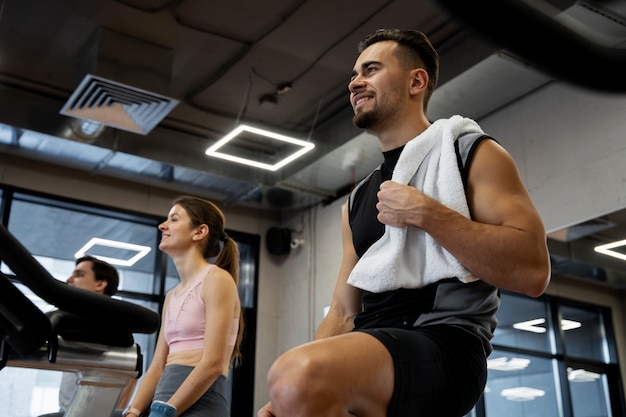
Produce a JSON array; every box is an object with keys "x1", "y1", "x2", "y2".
[
  {"x1": 40, "y1": 255, "x2": 134, "y2": 417},
  {"x1": 258, "y1": 28, "x2": 550, "y2": 417}
]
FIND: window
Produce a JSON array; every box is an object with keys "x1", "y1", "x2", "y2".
[{"x1": 471, "y1": 292, "x2": 624, "y2": 417}]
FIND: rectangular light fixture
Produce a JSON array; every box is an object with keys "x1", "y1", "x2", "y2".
[
  {"x1": 513, "y1": 318, "x2": 581, "y2": 333},
  {"x1": 501, "y1": 387, "x2": 545, "y2": 401},
  {"x1": 594, "y1": 238, "x2": 626, "y2": 261},
  {"x1": 205, "y1": 124, "x2": 315, "y2": 171},
  {"x1": 487, "y1": 357, "x2": 531, "y2": 371},
  {"x1": 74, "y1": 237, "x2": 152, "y2": 267}
]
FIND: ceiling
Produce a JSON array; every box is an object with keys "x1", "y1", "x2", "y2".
[{"x1": 1, "y1": 0, "x2": 626, "y2": 289}]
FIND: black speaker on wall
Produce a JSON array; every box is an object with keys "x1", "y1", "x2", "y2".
[{"x1": 265, "y1": 227, "x2": 291, "y2": 255}]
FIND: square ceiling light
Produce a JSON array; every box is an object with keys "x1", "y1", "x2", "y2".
[
  {"x1": 205, "y1": 124, "x2": 315, "y2": 171},
  {"x1": 74, "y1": 237, "x2": 152, "y2": 267},
  {"x1": 594, "y1": 239, "x2": 626, "y2": 261}
]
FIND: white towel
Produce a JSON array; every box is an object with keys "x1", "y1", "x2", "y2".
[{"x1": 347, "y1": 115, "x2": 483, "y2": 292}]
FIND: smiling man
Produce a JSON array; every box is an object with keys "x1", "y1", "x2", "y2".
[{"x1": 258, "y1": 28, "x2": 550, "y2": 417}]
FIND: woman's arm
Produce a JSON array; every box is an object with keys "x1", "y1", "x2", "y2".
[{"x1": 126, "y1": 294, "x2": 171, "y2": 415}]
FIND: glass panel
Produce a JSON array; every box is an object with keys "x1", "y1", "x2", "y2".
[
  {"x1": 0, "y1": 123, "x2": 14, "y2": 144},
  {"x1": 7, "y1": 196, "x2": 159, "y2": 294},
  {"x1": 0, "y1": 367, "x2": 62, "y2": 416},
  {"x1": 484, "y1": 350, "x2": 560, "y2": 417},
  {"x1": 492, "y1": 292, "x2": 552, "y2": 352},
  {"x1": 568, "y1": 367, "x2": 611, "y2": 417},
  {"x1": 561, "y1": 304, "x2": 612, "y2": 363}
]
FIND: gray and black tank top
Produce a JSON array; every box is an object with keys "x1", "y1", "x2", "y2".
[{"x1": 348, "y1": 132, "x2": 500, "y2": 354}]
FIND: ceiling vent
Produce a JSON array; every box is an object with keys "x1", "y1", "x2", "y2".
[
  {"x1": 60, "y1": 74, "x2": 178, "y2": 135},
  {"x1": 60, "y1": 28, "x2": 178, "y2": 135}
]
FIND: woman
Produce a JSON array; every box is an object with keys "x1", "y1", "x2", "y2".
[{"x1": 124, "y1": 196, "x2": 244, "y2": 417}]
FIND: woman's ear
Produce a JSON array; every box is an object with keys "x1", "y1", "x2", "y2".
[{"x1": 193, "y1": 224, "x2": 209, "y2": 241}]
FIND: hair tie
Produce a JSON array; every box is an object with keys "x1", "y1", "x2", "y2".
[{"x1": 221, "y1": 232, "x2": 228, "y2": 242}]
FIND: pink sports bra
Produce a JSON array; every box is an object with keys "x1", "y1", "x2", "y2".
[{"x1": 164, "y1": 264, "x2": 239, "y2": 353}]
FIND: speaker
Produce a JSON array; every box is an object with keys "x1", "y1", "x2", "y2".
[{"x1": 265, "y1": 227, "x2": 291, "y2": 255}]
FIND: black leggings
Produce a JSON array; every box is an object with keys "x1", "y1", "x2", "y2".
[{"x1": 356, "y1": 325, "x2": 487, "y2": 417}]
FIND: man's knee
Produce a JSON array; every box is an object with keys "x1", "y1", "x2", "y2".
[{"x1": 267, "y1": 348, "x2": 325, "y2": 405}]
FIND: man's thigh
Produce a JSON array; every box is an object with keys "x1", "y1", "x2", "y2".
[{"x1": 271, "y1": 331, "x2": 394, "y2": 416}]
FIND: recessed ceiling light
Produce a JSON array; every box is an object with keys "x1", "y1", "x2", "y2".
[
  {"x1": 205, "y1": 124, "x2": 315, "y2": 171},
  {"x1": 74, "y1": 237, "x2": 152, "y2": 267},
  {"x1": 594, "y1": 239, "x2": 626, "y2": 261}
]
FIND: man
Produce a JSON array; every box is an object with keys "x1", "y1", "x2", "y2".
[
  {"x1": 258, "y1": 29, "x2": 551, "y2": 417},
  {"x1": 40, "y1": 255, "x2": 135, "y2": 417}
]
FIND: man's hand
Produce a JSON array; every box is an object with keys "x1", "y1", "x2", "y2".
[{"x1": 376, "y1": 180, "x2": 432, "y2": 228}]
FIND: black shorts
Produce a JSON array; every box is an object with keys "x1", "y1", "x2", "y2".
[{"x1": 355, "y1": 325, "x2": 487, "y2": 417}]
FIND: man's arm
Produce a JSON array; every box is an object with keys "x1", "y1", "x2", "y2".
[
  {"x1": 376, "y1": 139, "x2": 550, "y2": 297},
  {"x1": 315, "y1": 202, "x2": 363, "y2": 339}
]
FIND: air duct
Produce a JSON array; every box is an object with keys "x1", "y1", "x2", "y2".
[{"x1": 60, "y1": 28, "x2": 178, "y2": 135}]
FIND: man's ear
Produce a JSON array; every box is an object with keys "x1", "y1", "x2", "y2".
[
  {"x1": 94, "y1": 279, "x2": 108, "y2": 294},
  {"x1": 409, "y1": 68, "x2": 428, "y2": 95}
]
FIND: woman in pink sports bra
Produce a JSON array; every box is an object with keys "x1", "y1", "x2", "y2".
[{"x1": 124, "y1": 196, "x2": 243, "y2": 417}]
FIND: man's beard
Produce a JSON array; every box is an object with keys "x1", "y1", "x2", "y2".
[{"x1": 353, "y1": 109, "x2": 379, "y2": 129}]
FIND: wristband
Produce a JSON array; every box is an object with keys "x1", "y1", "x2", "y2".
[
  {"x1": 150, "y1": 400, "x2": 177, "y2": 417},
  {"x1": 123, "y1": 407, "x2": 141, "y2": 417}
]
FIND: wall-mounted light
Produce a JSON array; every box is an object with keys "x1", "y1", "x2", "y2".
[{"x1": 205, "y1": 124, "x2": 314, "y2": 171}]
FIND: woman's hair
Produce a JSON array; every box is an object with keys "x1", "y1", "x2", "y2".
[
  {"x1": 172, "y1": 195, "x2": 244, "y2": 366},
  {"x1": 357, "y1": 28, "x2": 440, "y2": 112},
  {"x1": 76, "y1": 255, "x2": 119, "y2": 296}
]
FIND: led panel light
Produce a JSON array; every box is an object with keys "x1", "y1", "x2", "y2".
[
  {"x1": 513, "y1": 318, "x2": 547, "y2": 333},
  {"x1": 205, "y1": 124, "x2": 315, "y2": 171},
  {"x1": 487, "y1": 357, "x2": 531, "y2": 371},
  {"x1": 568, "y1": 368, "x2": 601, "y2": 382},
  {"x1": 75, "y1": 237, "x2": 152, "y2": 267},
  {"x1": 594, "y1": 238, "x2": 626, "y2": 261},
  {"x1": 501, "y1": 387, "x2": 545, "y2": 401},
  {"x1": 512, "y1": 318, "x2": 581, "y2": 333}
]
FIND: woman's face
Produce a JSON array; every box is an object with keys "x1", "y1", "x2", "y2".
[{"x1": 158, "y1": 204, "x2": 196, "y2": 254}]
